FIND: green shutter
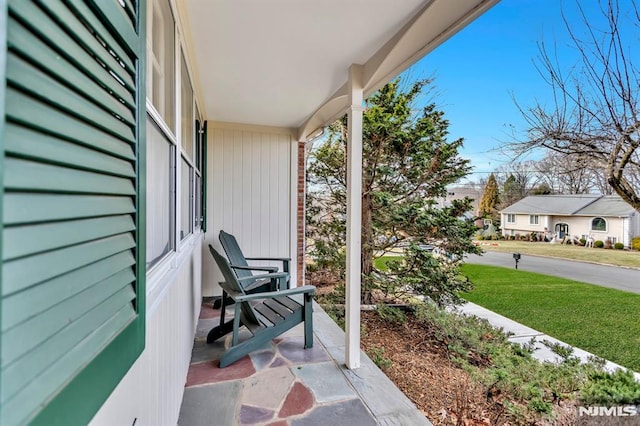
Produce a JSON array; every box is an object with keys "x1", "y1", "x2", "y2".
[{"x1": 1, "y1": 0, "x2": 146, "y2": 425}]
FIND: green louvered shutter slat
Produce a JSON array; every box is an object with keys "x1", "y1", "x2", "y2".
[{"x1": 1, "y1": 1, "x2": 146, "y2": 425}]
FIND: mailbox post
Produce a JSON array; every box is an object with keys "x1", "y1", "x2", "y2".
[{"x1": 513, "y1": 252, "x2": 521, "y2": 269}]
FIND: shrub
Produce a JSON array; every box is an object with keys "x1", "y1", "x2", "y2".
[
  {"x1": 367, "y1": 345, "x2": 392, "y2": 370},
  {"x1": 632, "y1": 236, "x2": 640, "y2": 251},
  {"x1": 476, "y1": 235, "x2": 484, "y2": 240},
  {"x1": 604, "y1": 240, "x2": 613, "y2": 249},
  {"x1": 510, "y1": 235, "x2": 516, "y2": 240},
  {"x1": 594, "y1": 240, "x2": 604, "y2": 248},
  {"x1": 377, "y1": 304, "x2": 407, "y2": 324},
  {"x1": 580, "y1": 238, "x2": 586, "y2": 246},
  {"x1": 614, "y1": 242, "x2": 624, "y2": 250}
]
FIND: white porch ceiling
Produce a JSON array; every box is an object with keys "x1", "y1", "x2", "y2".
[{"x1": 183, "y1": 0, "x2": 499, "y2": 140}]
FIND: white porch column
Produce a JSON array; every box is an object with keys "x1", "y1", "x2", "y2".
[{"x1": 345, "y1": 64, "x2": 364, "y2": 369}]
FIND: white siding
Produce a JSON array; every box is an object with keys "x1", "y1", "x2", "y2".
[
  {"x1": 90, "y1": 237, "x2": 202, "y2": 426},
  {"x1": 203, "y1": 124, "x2": 297, "y2": 296}
]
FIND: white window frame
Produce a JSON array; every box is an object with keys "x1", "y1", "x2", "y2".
[
  {"x1": 591, "y1": 217, "x2": 607, "y2": 232},
  {"x1": 529, "y1": 215, "x2": 539, "y2": 225},
  {"x1": 146, "y1": 0, "x2": 204, "y2": 272},
  {"x1": 506, "y1": 214, "x2": 515, "y2": 223}
]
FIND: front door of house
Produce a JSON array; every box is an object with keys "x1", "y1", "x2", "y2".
[{"x1": 555, "y1": 223, "x2": 569, "y2": 238}]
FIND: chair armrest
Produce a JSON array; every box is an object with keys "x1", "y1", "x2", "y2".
[
  {"x1": 245, "y1": 257, "x2": 291, "y2": 273},
  {"x1": 235, "y1": 285, "x2": 316, "y2": 302},
  {"x1": 237, "y1": 272, "x2": 288, "y2": 282},
  {"x1": 237, "y1": 272, "x2": 289, "y2": 290},
  {"x1": 230, "y1": 264, "x2": 278, "y2": 273},
  {"x1": 245, "y1": 257, "x2": 291, "y2": 262}
]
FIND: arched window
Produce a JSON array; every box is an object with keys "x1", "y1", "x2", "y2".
[{"x1": 591, "y1": 217, "x2": 607, "y2": 232}]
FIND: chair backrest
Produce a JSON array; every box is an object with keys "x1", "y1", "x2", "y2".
[
  {"x1": 219, "y1": 230, "x2": 253, "y2": 279},
  {"x1": 208, "y1": 245, "x2": 260, "y2": 326}
]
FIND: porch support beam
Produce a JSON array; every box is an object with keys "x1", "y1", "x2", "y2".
[{"x1": 345, "y1": 64, "x2": 364, "y2": 370}]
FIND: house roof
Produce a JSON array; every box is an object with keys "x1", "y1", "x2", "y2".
[
  {"x1": 500, "y1": 195, "x2": 601, "y2": 215},
  {"x1": 181, "y1": 0, "x2": 500, "y2": 140},
  {"x1": 574, "y1": 196, "x2": 637, "y2": 217},
  {"x1": 500, "y1": 194, "x2": 636, "y2": 217}
]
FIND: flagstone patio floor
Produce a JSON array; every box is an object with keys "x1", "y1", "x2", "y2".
[{"x1": 177, "y1": 300, "x2": 431, "y2": 426}]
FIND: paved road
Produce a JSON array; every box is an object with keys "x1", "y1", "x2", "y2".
[{"x1": 466, "y1": 251, "x2": 640, "y2": 294}]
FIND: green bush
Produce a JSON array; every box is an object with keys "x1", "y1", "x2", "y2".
[
  {"x1": 595, "y1": 240, "x2": 605, "y2": 248},
  {"x1": 581, "y1": 369, "x2": 640, "y2": 405},
  {"x1": 377, "y1": 304, "x2": 407, "y2": 324},
  {"x1": 367, "y1": 345, "x2": 392, "y2": 370},
  {"x1": 477, "y1": 235, "x2": 484, "y2": 240},
  {"x1": 580, "y1": 238, "x2": 586, "y2": 246},
  {"x1": 614, "y1": 242, "x2": 624, "y2": 250},
  {"x1": 409, "y1": 302, "x2": 640, "y2": 422},
  {"x1": 632, "y1": 236, "x2": 640, "y2": 251}
]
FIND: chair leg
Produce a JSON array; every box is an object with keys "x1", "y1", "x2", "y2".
[
  {"x1": 206, "y1": 320, "x2": 234, "y2": 343},
  {"x1": 304, "y1": 294, "x2": 313, "y2": 349},
  {"x1": 219, "y1": 290, "x2": 227, "y2": 325}
]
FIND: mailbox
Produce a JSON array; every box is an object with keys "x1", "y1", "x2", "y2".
[{"x1": 513, "y1": 252, "x2": 521, "y2": 269}]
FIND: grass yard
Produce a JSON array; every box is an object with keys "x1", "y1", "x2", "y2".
[
  {"x1": 461, "y1": 263, "x2": 640, "y2": 372},
  {"x1": 479, "y1": 240, "x2": 640, "y2": 268}
]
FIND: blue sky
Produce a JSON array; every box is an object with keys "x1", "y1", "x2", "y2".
[{"x1": 403, "y1": 0, "x2": 614, "y2": 182}]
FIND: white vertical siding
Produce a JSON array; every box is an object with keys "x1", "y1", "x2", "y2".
[
  {"x1": 203, "y1": 124, "x2": 297, "y2": 296},
  {"x1": 89, "y1": 238, "x2": 202, "y2": 426}
]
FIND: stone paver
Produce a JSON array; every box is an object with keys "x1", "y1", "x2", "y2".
[
  {"x1": 186, "y1": 357, "x2": 256, "y2": 387},
  {"x1": 242, "y1": 367, "x2": 295, "y2": 409},
  {"x1": 277, "y1": 382, "x2": 314, "y2": 417},
  {"x1": 178, "y1": 381, "x2": 240, "y2": 426},
  {"x1": 292, "y1": 362, "x2": 357, "y2": 403},
  {"x1": 239, "y1": 405, "x2": 274, "y2": 425},
  {"x1": 277, "y1": 336, "x2": 330, "y2": 364},
  {"x1": 250, "y1": 349, "x2": 277, "y2": 370},
  {"x1": 179, "y1": 302, "x2": 432, "y2": 425},
  {"x1": 291, "y1": 398, "x2": 377, "y2": 426}
]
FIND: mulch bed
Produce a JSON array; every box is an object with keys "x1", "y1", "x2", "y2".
[{"x1": 360, "y1": 311, "x2": 507, "y2": 425}]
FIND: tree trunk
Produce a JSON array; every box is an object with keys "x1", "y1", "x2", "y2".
[{"x1": 361, "y1": 191, "x2": 374, "y2": 304}]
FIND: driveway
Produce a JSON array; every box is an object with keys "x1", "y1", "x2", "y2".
[{"x1": 466, "y1": 251, "x2": 640, "y2": 294}]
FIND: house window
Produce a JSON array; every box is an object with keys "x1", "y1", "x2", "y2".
[
  {"x1": 483, "y1": 219, "x2": 492, "y2": 226},
  {"x1": 608, "y1": 236, "x2": 617, "y2": 244},
  {"x1": 179, "y1": 50, "x2": 196, "y2": 239},
  {"x1": 592, "y1": 217, "x2": 607, "y2": 232},
  {"x1": 506, "y1": 214, "x2": 515, "y2": 223},
  {"x1": 147, "y1": 0, "x2": 175, "y2": 132},
  {"x1": 529, "y1": 215, "x2": 539, "y2": 225},
  {"x1": 181, "y1": 54, "x2": 194, "y2": 160},
  {"x1": 147, "y1": 116, "x2": 176, "y2": 267}
]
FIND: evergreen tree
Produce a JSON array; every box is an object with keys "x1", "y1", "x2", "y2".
[
  {"x1": 306, "y1": 79, "x2": 480, "y2": 306},
  {"x1": 479, "y1": 173, "x2": 500, "y2": 217},
  {"x1": 501, "y1": 174, "x2": 521, "y2": 208}
]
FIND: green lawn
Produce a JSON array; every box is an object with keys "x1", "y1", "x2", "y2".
[
  {"x1": 461, "y1": 263, "x2": 640, "y2": 372},
  {"x1": 479, "y1": 240, "x2": 640, "y2": 268}
]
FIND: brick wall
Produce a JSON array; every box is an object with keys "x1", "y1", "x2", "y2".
[{"x1": 297, "y1": 141, "x2": 306, "y2": 284}]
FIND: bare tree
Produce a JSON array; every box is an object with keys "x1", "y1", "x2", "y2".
[
  {"x1": 535, "y1": 151, "x2": 597, "y2": 194},
  {"x1": 514, "y1": 0, "x2": 640, "y2": 212}
]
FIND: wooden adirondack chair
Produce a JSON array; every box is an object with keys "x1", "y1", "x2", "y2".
[
  {"x1": 211, "y1": 230, "x2": 291, "y2": 311},
  {"x1": 207, "y1": 245, "x2": 315, "y2": 367},
  {"x1": 219, "y1": 229, "x2": 291, "y2": 285}
]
